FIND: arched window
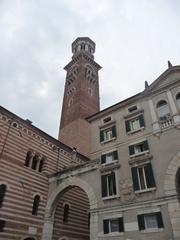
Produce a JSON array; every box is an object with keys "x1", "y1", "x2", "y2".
[
  {"x1": 176, "y1": 92, "x2": 180, "y2": 108},
  {"x1": 31, "y1": 155, "x2": 38, "y2": 170},
  {"x1": 32, "y1": 195, "x2": 40, "y2": 215},
  {"x1": 25, "y1": 151, "x2": 32, "y2": 167},
  {"x1": 63, "y1": 204, "x2": 69, "y2": 223},
  {"x1": 39, "y1": 158, "x2": 44, "y2": 172},
  {"x1": 156, "y1": 100, "x2": 170, "y2": 119},
  {"x1": 0, "y1": 184, "x2": 6, "y2": 208}
]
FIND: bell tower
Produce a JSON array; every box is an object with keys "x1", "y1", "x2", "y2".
[{"x1": 58, "y1": 37, "x2": 101, "y2": 156}]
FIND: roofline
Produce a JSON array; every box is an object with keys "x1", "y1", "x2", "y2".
[
  {"x1": 87, "y1": 92, "x2": 142, "y2": 122},
  {"x1": 87, "y1": 65, "x2": 180, "y2": 122},
  {"x1": 0, "y1": 106, "x2": 89, "y2": 162}
]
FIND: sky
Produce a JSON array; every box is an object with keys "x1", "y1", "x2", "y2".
[{"x1": 0, "y1": 0, "x2": 180, "y2": 138}]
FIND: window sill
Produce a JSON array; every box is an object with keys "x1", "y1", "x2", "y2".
[
  {"x1": 129, "y1": 154, "x2": 153, "y2": 165},
  {"x1": 127, "y1": 127, "x2": 145, "y2": 135},
  {"x1": 124, "y1": 108, "x2": 144, "y2": 119},
  {"x1": 103, "y1": 232, "x2": 124, "y2": 237},
  {"x1": 140, "y1": 228, "x2": 164, "y2": 233},
  {"x1": 102, "y1": 195, "x2": 120, "y2": 201},
  {"x1": 101, "y1": 137, "x2": 116, "y2": 144},
  {"x1": 135, "y1": 187, "x2": 156, "y2": 194},
  {"x1": 130, "y1": 150, "x2": 149, "y2": 158},
  {"x1": 100, "y1": 162, "x2": 120, "y2": 172}
]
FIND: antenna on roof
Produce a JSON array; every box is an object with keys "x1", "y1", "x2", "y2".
[{"x1": 168, "y1": 60, "x2": 173, "y2": 68}]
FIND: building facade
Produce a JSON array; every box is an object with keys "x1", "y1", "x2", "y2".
[{"x1": 1, "y1": 37, "x2": 180, "y2": 240}]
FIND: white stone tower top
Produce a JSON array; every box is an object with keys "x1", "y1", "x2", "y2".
[{"x1": 72, "y1": 37, "x2": 95, "y2": 59}]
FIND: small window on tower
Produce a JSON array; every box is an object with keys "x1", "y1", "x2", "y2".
[
  {"x1": 68, "y1": 98, "x2": 73, "y2": 107},
  {"x1": 88, "y1": 88, "x2": 93, "y2": 96}
]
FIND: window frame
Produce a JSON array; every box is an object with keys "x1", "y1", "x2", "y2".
[
  {"x1": 103, "y1": 217, "x2": 124, "y2": 235},
  {"x1": 101, "y1": 171, "x2": 118, "y2": 199},
  {"x1": 131, "y1": 162, "x2": 156, "y2": 193},
  {"x1": 156, "y1": 100, "x2": 171, "y2": 119},
  {"x1": 32, "y1": 194, "x2": 40, "y2": 216},
  {"x1": 101, "y1": 150, "x2": 118, "y2": 165},
  {"x1": 137, "y1": 212, "x2": 164, "y2": 232},
  {"x1": 100, "y1": 125, "x2": 117, "y2": 144},
  {"x1": 129, "y1": 140, "x2": 149, "y2": 158}
]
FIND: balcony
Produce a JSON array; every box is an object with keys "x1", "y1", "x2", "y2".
[{"x1": 159, "y1": 114, "x2": 173, "y2": 129}]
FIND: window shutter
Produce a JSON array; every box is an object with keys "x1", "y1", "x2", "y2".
[
  {"x1": 139, "y1": 114, "x2": 145, "y2": 128},
  {"x1": 137, "y1": 214, "x2": 145, "y2": 230},
  {"x1": 129, "y1": 145, "x2": 135, "y2": 155},
  {"x1": 131, "y1": 167, "x2": 140, "y2": 191},
  {"x1": 113, "y1": 151, "x2": 118, "y2": 160},
  {"x1": 112, "y1": 125, "x2": 117, "y2": 138},
  {"x1": 111, "y1": 172, "x2": 117, "y2": 195},
  {"x1": 100, "y1": 130, "x2": 104, "y2": 142},
  {"x1": 101, "y1": 154, "x2": 106, "y2": 164},
  {"x1": 143, "y1": 140, "x2": 149, "y2": 151},
  {"x1": 103, "y1": 219, "x2": 109, "y2": 234},
  {"x1": 125, "y1": 120, "x2": 131, "y2": 132},
  {"x1": 144, "y1": 163, "x2": 156, "y2": 188},
  {"x1": 156, "y1": 212, "x2": 164, "y2": 228},
  {"x1": 118, "y1": 217, "x2": 124, "y2": 232},
  {"x1": 101, "y1": 175, "x2": 107, "y2": 197}
]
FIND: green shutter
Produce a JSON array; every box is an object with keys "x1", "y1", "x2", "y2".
[
  {"x1": 129, "y1": 145, "x2": 135, "y2": 155},
  {"x1": 103, "y1": 219, "x2": 109, "y2": 234},
  {"x1": 101, "y1": 175, "x2": 107, "y2": 197},
  {"x1": 125, "y1": 120, "x2": 131, "y2": 132},
  {"x1": 118, "y1": 217, "x2": 124, "y2": 232},
  {"x1": 111, "y1": 172, "x2": 117, "y2": 195},
  {"x1": 112, "y1": 125, "x2": 117, "y2": 138},
  {"x1": 131, "y1": 167, "x2": 140, "y2": 191},
  {"x1": 143, "y1": 140, "x2": 149, "y2": 151},
  {"x1": 113, "y1": 151, "x2": 118, "y2": 160},
  {"x1": 144, "y1": 163, "x2": 156, "y2": 188},
  {"x1": 139, "y1": 114, "x2": 145, "y2": 128},
  {"x1": 101, "y1": 154, "x2": 106, "y2": 164},
  {"x1": 100, "y1": 130, "x2": 104, "y2": 142},
  {"x1": 137, "y1": 214, "x2": 145, "y2": 230},
  {"x1": 156, "y1": 212, "x2": 164, "y2": 228}
]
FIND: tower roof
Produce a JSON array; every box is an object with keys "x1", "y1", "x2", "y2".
[{"x1": 71, "y1": 37, "x2": 96, "y2": 59}]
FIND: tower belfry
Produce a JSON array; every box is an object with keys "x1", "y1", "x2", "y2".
[{"x1": 58, "y1": 37, "x2": 101, "y2": 156}]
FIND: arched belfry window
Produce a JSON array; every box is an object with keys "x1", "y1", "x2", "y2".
[
  {"x1": 176, "y1": 92, "x2": 180, "y2": 108},
  {"x1": 32, "y1": 195, "x2": 40, "y2": 215},
  {"x1": 156, "y1": 100, "x2": 170, "y2": 119},
  {"x1": 25, "y1": 151, "x2": 32, "y2": 167},
  {"x1": 0, "y1": 184, "x2": 6, "y2": 208},
  {"x1": 63, "y1": 204, "x2": 70, "y2": 223}
]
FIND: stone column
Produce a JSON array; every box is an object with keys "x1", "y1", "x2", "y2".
[
  {"x1": 167, "y1": 90, "x2": 180, "y2": 126},
  {"x1": 41, "y1": 217, "x2": 54, "y2": 240},
  {"x1": 148, "y1": 99, "x2": 161, "y2": 133},
  {"x1": 90, "y1": 212, "x2": 98, "y2": 240}
]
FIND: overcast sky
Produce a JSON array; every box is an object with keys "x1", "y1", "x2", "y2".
[{"x1": 0, "y1": 0, "x2": 180, "y2": 138}]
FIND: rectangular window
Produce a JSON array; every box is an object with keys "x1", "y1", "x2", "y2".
[
  {"x1": 103, "y1": 218, "x2": 124, "y2": 234},
  {"x1": 137, "y1": 212, "x2": 164, "y2": 230},
  {"x1": 101, "y1": 151, "x2": 118, "y2": 164},
  {"x1": 129, "y1": 140, "x2": 149, "y2": 157},
  {"x1": 131, "y1": 163, "x2": 156, "y2": 191},
  {"x1": 125, "y1": 114, "x2": 145, "y2": 133},
  {"x1": 100, "y1": 125, "x2": 117, "y2": 143},
  {"x1": 101, "y1": 172, "x2": 117, "y2": 198}
]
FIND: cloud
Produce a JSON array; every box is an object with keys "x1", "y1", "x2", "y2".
[{"x1": 0, "y1": 0, "x2": 180, "y2": 137}]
